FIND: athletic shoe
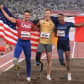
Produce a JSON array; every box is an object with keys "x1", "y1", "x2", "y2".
[
  {"x1": 36, "y1": 62, "x2": 40, "y2": 66},
  {"x1": 47, "y1": 75, "x2": 52, "y2": 80},
  {"x1": 13, "y1": 64, "x2": 21, "y2": 71},
  {"x1": 27, "y1": 77, "x2": 31, "y2": 82},
  {"x1": 67, "y1": 73, "x2": 72, "y2": 81}
]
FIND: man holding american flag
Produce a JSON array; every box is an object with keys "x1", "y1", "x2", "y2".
[{"x1": 0, "y1": 5, "x2": 38, "y2": 82}]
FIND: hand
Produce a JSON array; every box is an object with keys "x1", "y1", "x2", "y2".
[{"x1": 0, "y1": 5, "x2": 3, "y2": 9}]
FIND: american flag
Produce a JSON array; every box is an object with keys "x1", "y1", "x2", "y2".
[{"x1": 0, "y1": 6, "x2": 40, "y2": 52}]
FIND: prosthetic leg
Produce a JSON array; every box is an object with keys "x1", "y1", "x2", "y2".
[
  {"x1": 13, "y1": 58, "x2": 21, "y2": 80},
  {"x1": 36, "y1": 52, "x2": 44, "y2": 79}
]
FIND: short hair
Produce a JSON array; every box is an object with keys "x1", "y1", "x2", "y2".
[
  {"x1": 24, "y1": 10, "x2": 31, "y2": 13},
  {"x1": 45, "y1": 8, "x2": 51, "y2": 12},
  {"x1": 58, "y1": 13, "x2": 64, "y2": 17}
]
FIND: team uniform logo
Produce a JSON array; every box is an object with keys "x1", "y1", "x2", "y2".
[{"x1": 21, "y1": 23, "x2": 31, "y2": 28}]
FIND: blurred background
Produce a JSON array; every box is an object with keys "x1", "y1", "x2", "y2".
[{"x1": 0, "y1": 0, "x2": 84, "y2": 19}]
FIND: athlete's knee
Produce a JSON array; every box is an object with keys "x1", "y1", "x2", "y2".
[
  {"x1": 47, "y1": 53, "x2": 51, "y2": 63},
  {"x1": 13, "y1": 57, "x2": 18, "y2": 65},
  {"x1": 66, "y1": 56, "x2": 70, "y2": 62},
  {"x1": 47, "y1": 59, "x2": 51, "y2": 64},
  {"x1": 59, "y1": 58, "x2": 65, "y2": 66},
  {"x1": 47, "y1": 57, "x2": 51, "y2": 64},
  {"x1": 65, "y1": 52, "x2": 70, "y2": 61},
  {"x1": 47, "y1": 60, "x2": 51, "y2": 67},
  {"x1": 59, "y1": 58, "x2": 64, "y2": 65},
  {"x1": 36, "y1": 52, "x2": 41, "y2": 66},
  {"x1": 58, "y1": 49, "x2": 65, "y2": 66}
]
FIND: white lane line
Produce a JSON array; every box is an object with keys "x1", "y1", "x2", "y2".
[
  {"x1": 0, "y1": 51, "x2": 13, "y2": 58},
  {"x1": 0, "y1": 59, "x2": 13, "y2": 69},
  {"x1": 4, "y1": 58, "x2": 25, "y2": 72},
  {"x1": 1, "y1": 53, "x2": 46, "y2": 72}
]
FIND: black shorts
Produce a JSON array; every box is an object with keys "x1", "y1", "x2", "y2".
[{"x1": 57, "y1": 38, "x2": 70, "y2": 51}]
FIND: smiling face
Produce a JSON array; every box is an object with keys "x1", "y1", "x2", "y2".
[{"x1": 24, "y1": 11, "x2": 31, "y2": 22}]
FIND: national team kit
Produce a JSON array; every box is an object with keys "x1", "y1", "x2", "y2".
[
  {"x1": 57, "y1": 22, "x2": 74, "y2": 65},
  {"x1": 14, "y1": 18, "x2": 75, "y2": 80},
  {"x1": 36, "y1": 19, "x2": 54, "y2": 54},
  {"x1": 1, "y1": 6, "x2": 84, "y2": 82},
  {"x1": 14, "y1": 19, "x2": 35, "y2": 77}
]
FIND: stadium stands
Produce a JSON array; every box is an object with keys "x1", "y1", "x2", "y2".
[{"x1": 0, "y1": 0, "x2": 84, "y2": 19}]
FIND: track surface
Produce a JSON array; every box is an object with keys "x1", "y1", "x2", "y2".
[
  {"x1": 0, "y1": 59, "x2": 84, "y2": 84},
  {"x1": 0, "y1": 38, "x2": 84, "y2": 84}
]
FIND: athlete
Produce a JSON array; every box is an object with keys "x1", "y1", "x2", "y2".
[
  {"x1": 0, "y1": 5, "x2": 38, "y2": 82},
  {"x1": 36, "y1": 8, "x2": 55, "y2": 80},
  {"x1": 55, "y1": 13, "x2": 84, "y2": 81}
]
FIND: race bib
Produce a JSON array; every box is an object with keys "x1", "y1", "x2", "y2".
[
  {"x1": 40, "y1": 32, "x2": 50, "y2": 39},
  {"x1": 57, "y1": 30, "x2": 65, "y2": 37},
  {"x1": 21, "y1": 31, "x2": 30, "y2": 37}
]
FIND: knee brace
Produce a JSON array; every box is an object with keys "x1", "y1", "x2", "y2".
[{"x1": 36, "y1": 52, "x2": 41, "y2": 66}]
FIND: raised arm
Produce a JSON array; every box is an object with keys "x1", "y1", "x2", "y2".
[
  {"x1": 53, "y1": 24, "x2": 57, "y2": 37},
  {"x1": 0, "y1": 5, "x2": 16, "y2": 23},
  {"x1": 74, "y1": 22, "x2": 84, "y2": 27}
]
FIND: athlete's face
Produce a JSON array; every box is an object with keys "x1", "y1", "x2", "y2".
[
  {"x1": 24, "y1": 12, "x2": 31, "y2": 21},
  {"x1": 44, "y1": 11, "x2": 51, "y2": 18},
  {"x1": 58, "y1": 15, "x2": 65, "y2": 24}
]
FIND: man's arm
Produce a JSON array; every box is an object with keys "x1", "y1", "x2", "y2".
[
  {"x1": 32, "y1": 25, "x2": 40, "y2": 31},
  {"x1": 51, "y1": 16, "x2": 59, "y2": 26},
  {"x1": 32, "y1": 21, "x2": 40, "y2": 31},
  {"x1": 32, "y1": 19, "x2": 39, "y2": 25},
  {"x1": 74, "y1": 22, "x2": 84, "y2": 27},
  {"x1": 0, "y1": 5, "x2": 16, "y2": 23},
  {"x1": 53, "y1": 25, "x2": 57, "y2": 37}
]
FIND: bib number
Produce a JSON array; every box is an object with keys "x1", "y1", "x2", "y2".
[
  {"x1": 21, "y1": 31, "x2": 30, "y2": 37},
  {"x1": 57, "y1": 30, "x2": 65, "y2": 37},
  {"x1": 40, "y1": 32, "x2": 50, "y2": 39}
]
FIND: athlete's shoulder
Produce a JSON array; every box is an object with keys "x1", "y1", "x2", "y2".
[
  {"x1": 39, "y1": 19, "x2": 43, "y2": 22},
  {"x1": 66, "y1": 22, "x2": 74, "y2": 27},
  {"x1": 16, "y1": 19, "x2": 21, "y2": 22},
  {"x1": 51, "y1": 16, "x2": 59, "y2": 25},
  {"x1": 29, "y1": 21, "x2": 33, "y2": 24},
  {"x1": 31, "y1": 19, "x2": 40, "y2": 25},
  {"x1": 39, "y1": 18, "x2": 44, "y2": 23},
  {"x1": 16, "y1": 19, "x2": 23, "y2": 25},
  {"x1": 29, "y1": 21, "x2": 35, "y2": 27},
  {"x1": 51, "y1": 16, "x2": 58, "y2": 20}
]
